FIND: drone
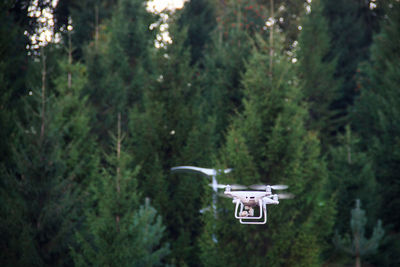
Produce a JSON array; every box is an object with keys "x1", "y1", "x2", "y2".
[
  {"x1": 170, "y1": 166, "x2": 293, "y2": 225},
  {"x1": 216, "y1": 184, "x2": 293, "y2": 225}
]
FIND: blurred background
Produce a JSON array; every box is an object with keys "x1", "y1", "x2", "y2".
[{"x1": 1, "y1": 0, "x2": 399, "y2": 266}]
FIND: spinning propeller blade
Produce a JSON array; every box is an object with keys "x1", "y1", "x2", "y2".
[
  {"x1": 276, "y1": 193, "x2": 295, "y2": 199},
  {"x1": 272, "y1": 185, "x2": 289, "y2": 190},
  {"x1": 249, "y1": 184, "x2": 289, "y2": 190},
  {"x1": 208, "y1": 183, "x2": 247, "y2": 190},
  {"x1": 170, "y1": 166, "x2": 233, "y2": 177}
]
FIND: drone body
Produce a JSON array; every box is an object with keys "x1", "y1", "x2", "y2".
[{"x1": 223, "y1": 184, "x2": 291, "y2": 225}]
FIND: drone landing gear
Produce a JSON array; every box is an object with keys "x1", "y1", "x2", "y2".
[{"x1": 233, "y1": 200, "x2": 268, "y2": 224}]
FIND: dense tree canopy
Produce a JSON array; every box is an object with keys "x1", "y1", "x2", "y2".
[{"x1": 0, "y1": 0, "x2": 397, "y2": 266}]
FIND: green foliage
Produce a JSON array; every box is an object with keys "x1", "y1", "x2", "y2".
[
  {"x1": 71, "y1": 136, "x2": 169, "y2": 266},
  {"x1": 200, "y1": 37, "x2": 335, "y2": 266},
  {"x1": 0, "y1": 45, "x2": 98, "y2": 265},
  {"x1": 52, "y1": 57, "x2": 99, "y2": 187},
  {"x1": 129, "y1": 24, "x2": 208, "y2": 265},
  {"x1": 83, "y1": 0, "x2": 155, "y2": 147},
  {"x1": 352, "y1": 1, "x2": 400, "y2": 231},
  {"x1": 328, "y1": 126, "x2": 380, "y2": 234},
  {"x1": 322, "y1": 0, "x2": 381, "y2": 121},
  {"x1": 199, "y1": 31, "x2": 252, "y2": 147},
  {"x1": 333, "y1": 199, "x2": 384, "y2": 266},
  {"x1": 2, "y1": 0, "x2": 400, "y2": 266},
  {"x1": 177, "y1": 0, "x2": 217, "y2": 65},
  {"x1": 349, "y1": 4, "x2": 400, "y2": 265},
  {"x1": 297, "y1": 0, "x2": 341, "y2": 151},
  {"x1": 68, "y1": 0, "x2": 117, "y2": 60},
  {"x1": 0, "y1": 1, "x2": 29, "y2": 167}
]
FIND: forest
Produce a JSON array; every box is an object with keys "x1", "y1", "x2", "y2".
[{"x1": 1, "y1": 0, "x2": 399, "y2": 266}]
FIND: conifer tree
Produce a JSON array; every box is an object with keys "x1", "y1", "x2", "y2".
[
  {"x1": 297, "y1": 0, "x2": 341, "y2": 151},
  {"x1": 352, "y1": 1, "x2": 400, "y2": 231},
  {"x1": 177, "y1": 0, "x2": 217, "y2": 65},
  {"x1": 71, "y1": 114, "x2": 169, "y2": 266},
  {"x1": 351, "y1": 4, "x2": 400, "y2": 265},
  {"x1": 84, "y1": 0, "x2": 155, "y2": 148},
  {"x1": 128, "y1": 22, "x2": 207, "y2": 265},
  {"x1": 67, "y1": 0, "x2": 117, "y2": 60},
  {"x1": 328, "y1": 126, "x2": 379, "y2": 235},
  {"x1": 321, "y1": 0, "x2": 381, "y2": 123},
  {"x1": 0, "y1": 1, "x2": 29, "y2": 167},
  {"x1": 52, "y1": 39, "x2": 99, "y2": 189},
  {"x1": 199, "y1": 24, "x2": 252, "y2": 147},
  {"x1": 333, "y1": 199, "x2": 384, "y2": 267},
  {"x1": 202, "y1": 36, "x2": 335, "y2": 266},
  {"x1": 1, "y1": 43, "x2": 98, "y2": 265}
]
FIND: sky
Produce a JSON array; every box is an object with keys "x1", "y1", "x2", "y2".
[
  {"x1": 147, "y1": 0, "x2": 187, "y2": 13},
  {"x1": 147, "y1": 0, "x2": 188, "y2": 47},
  {"x1": 27, "y1": 0, "x2": 187, "y2": 49}
]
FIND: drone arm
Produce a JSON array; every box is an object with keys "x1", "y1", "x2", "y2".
[{"x1": 263, "y1": 195, "x2": 279, "y2": 205}]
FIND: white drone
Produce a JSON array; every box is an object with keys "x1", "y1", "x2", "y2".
[
  {"x1": 218, "y1": 184, "x2": 293, "y2": 225},
  {"x1": 170, "y1": 166, "x2": 293, "y2": 225}
]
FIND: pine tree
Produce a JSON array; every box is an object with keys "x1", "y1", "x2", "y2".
[
  {"x1": 1, "y1": 43, "x2": 98, "y2": 265},
  {"x1": 352, "y1": 0, "x2": 400, "y2": 231},
  {"x1": 199, "y1": 25, "x2": 252, "y2": 147},
  {"x1": 322, "y1": 0, "x2": 381, "y2": 124},
  {"x1": 52, "y1": 35, "x2": 99, "y2": 189},
  {"x1": 67, "y1": 0, "x2": 117, "y2": 60},
  {"x1": 0, "y1": 1, "x2": 29, "y2": 167},
  {"x1": 328, "y1": 126, "x2": 379, "y2": 235},
  {"x1": 177, "y1": 0, "x2": 217, "y2": 65},
  {"x1": 297, "y1": 0, "x2": 341, "y2": 151},
  {"x1": 333, "y1": 199, "x2": 384, "y2": 267},
  {"x1": 351, "y1": 3, "x2": 400, "y2": 265},
  {"x1": 83, "y1": 0, "x2": 155, "y2": 148},
  {"x1": 200, "y1": 36, "x2": 335, "y2": 266},
  {"x1": 71, "y1": 115, "x2": 170, "y2": 266},
  {"x1": 128, "y1": 22, "x2": 209, "y2": 265}
]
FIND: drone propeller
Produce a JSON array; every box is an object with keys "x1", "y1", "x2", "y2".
[
  {"x1": 249, "y1": 184, "x2": 289, "y2": 190},
  {"x1": 208, "y1": 183, "x2": 247, "y2": 190},
  {"x1": 170, "y1": 166, "x2": 232, "y2": 177},
  {"x1": 276, "y1": 193, "x2": 295, "y2": 199}
]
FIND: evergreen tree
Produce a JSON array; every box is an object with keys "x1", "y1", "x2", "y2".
[
  {"x1": 351, "y1": 3, "x2": 400, "y2": 265},
  {"x1": 84, "y1": 0, "x2": 155, "y2": 148},
  {"x1": 322, "y1": 0, "x2": 381, "y2": 124},
  {"x1": 1, "y1": 43, "x2": 98, "y2": 265},
  {"x1": 52, "y1": 39, "x2": 99, "y2": 189},
  {"x1": 297, "y1": 0, "x2": 341, "y2": 151},
  {"x1": 0, "y1": 1, "x2": 29, "y2": 167},
  {"x1": 129, "y1": 23, "x2": 207, "y2": 265},
  {"x1": 199, "y1": 25, "x2": 252, "y2": 147},
  {"x1": 66, "y1": 0, "x2": 117, "y2": 60},
  {"x1": 178, "y1": 0, "x2": 217, "y2": 65},
  {"x1": 201, "y1": 36, "x2": 335, "y2": 266},
  {"x1": 333, "y1": 199, "x2": 384, "y2": 267},
  {"x1": 328, "y1": 126, "x2": 379, "y2": 236},
  {"x1": 352, "y1": 0, "x2": 400, "y2": 232},
  {"x1": 71, "y1": 115, "x2": 169, "y2": 266}
]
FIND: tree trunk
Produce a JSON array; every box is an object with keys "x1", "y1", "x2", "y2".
[
  {"x1": 40, "y1": 47, "x2": 46, "y2": 142},
  {"x1": 356, "y1": 255, "x2": 361, "y2": 267}
]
